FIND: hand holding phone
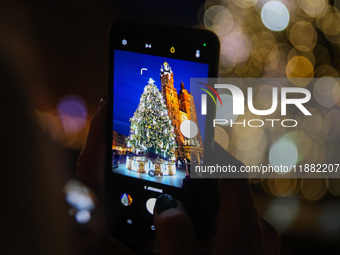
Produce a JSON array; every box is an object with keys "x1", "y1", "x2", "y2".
[
  {"x1": 77, "y1": 105, "x2": 280, "y2": 254},
  {"x1": 75, "y1": 21, "x2": 280, "y2": 255},
  {"x1": 106, "y1": 22, "x2": 219, "y2": 245}
]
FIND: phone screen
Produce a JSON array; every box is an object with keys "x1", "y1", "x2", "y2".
[
  {"x1": 107, "y1": 23, "x2": 219, "y2": 239},
  {"x1": 113, "y1": 50, "x2": 208, "y2": 188}
]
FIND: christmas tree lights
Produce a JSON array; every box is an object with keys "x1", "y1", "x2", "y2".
[{"x1": 127, "y1": 78, "x2": 177, "y2": 160}]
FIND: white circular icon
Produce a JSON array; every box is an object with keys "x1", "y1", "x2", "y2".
[
  {"x1": 146, "y1": 198, "x2": 157, "y2": 215},
  {"x1": 180, "y1": 120, "x2": 198, "y2": 138}
]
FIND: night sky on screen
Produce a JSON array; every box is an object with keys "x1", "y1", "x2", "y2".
[{"x1": 113, "y1": 49, "x2": 208, "y2": 139}]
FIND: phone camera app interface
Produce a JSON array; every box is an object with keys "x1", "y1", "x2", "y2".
[{"x1": 112, "y1": 50, "x2": 208, "y2": 188}]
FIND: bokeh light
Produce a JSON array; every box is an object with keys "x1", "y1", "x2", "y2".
[
  {"x1": 64, "y1": 179, "x2": 95, "y2": 211},
  {"x1": 329, "y1": 179, "x2": 340, "y2": 196},
  {"x1": 289, "y1": 21, "x2": 317, "y2": 51},
  {"x1": 233, "y1": 111, "x2": 267, "y2": 167},
  {"x1": 264, "y1": 197, "x2": 300, "y2": 234},
  {"x1": 261, "y1": 1, "x2": 290, "y2": 32},
  {"x1": 318, "y1": 202, "x2": 340, "y2": 239},
  {"x1": 267, "y1": 43, "x2": 292, "y2": 75},
  {"x1": 220, "y1": 28, "x2": 251, "y2": 67},
  {"x1": 204, "y1": 5, "x2": 233, "y2": 36},
  {"x1": 286, "y1": 56, "x2": 314, "y2": 86},
  {"x1": 268, "y1": 174, "x2": 299, "y2": 197},
  {"x1": 313, "y1": 78, "x2": 340, "y2": 108},
  {"x1": 301, "y1": 108, "x2": 323, "y2": 138},
  {"x1": 288, "y1": 47, "x2": 315, "y2": 67},
  {"x1": 323, "y1": 109, "x2": 340, "y2": 140},
  {"x1": 301, "y1": 176, "x2": 328, "y2": 201},
  {"x1": 200, "y1": 0, "x2": 340, "y2": 248},
  {"x1": 335, "y1": 0, "x2": 340, "y2": 15},
  {"x1": 232, "y1": 0, "x2": 258, "y2": 9},
  {"x1": 215, "y1": 93, "x2": 239, "y2": 126},
  {"x1": 57, "y1": 94, "x2": 88, "y2": 134},
  {"x1": 299, "y1": 0, "x2": 327, "y2": 18},
  {"x1": 44, "y1": 94, "x2": 90, "y2": 149},
  {"x1": 314, "y1": 64, "x2": 339, "y2": 78},
  {"x1": 322, "y1": 13, "x2": 340, "y2": 36},
  {"x1": 269, "y1": 138, "x2": 298, "y2": 174},
  {"x1": 75, "y1": 210, "x2": 91, "y2": 224},
  {"x1": 64, "y1": 179, "x2": 95, "y2": 225}
]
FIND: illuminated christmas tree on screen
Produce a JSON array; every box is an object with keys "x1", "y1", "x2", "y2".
[{"x1": 127, "y1": 78, "x2": 177, "y2": 159}]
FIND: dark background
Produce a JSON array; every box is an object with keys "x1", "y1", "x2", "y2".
[{"x1": 1, "y1": 0, "x2": 339, "y2": 254}]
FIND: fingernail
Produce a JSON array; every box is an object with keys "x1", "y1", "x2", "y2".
[
  {"x1": 98, "y1": 95, "x2": 107, "y2": 108},
  {"x1": 155, "y1": 194, "x2": 177, "y2": 214}
]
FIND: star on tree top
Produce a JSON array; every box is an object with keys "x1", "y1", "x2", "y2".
[{"x1": 148, "y1": 78, "x2": 155, "y2": 84}]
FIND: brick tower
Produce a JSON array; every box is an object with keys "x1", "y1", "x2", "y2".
[{"x1": 160, "y1": 61, "x2": 203, "y2": 159}]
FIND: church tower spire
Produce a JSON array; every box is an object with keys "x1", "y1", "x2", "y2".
[{"x1": 160, "y1": 61, "x2": 183, "y2": 148}]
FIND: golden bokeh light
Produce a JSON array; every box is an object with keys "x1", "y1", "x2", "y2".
[
  {"x1": 288, "y1": 47, "x2": 315, "y2": 67},
  {"x1": 251, "y1": 32, "x2": 277, "y2": 63},
  {"x1": 289, "y1": 21, "x2": 317, "y2": 51},
  {"x1": 323, "y1": 110, "x2": 340, "y2": 140},
  {"x1": 291, "y1": 0, "x2": 314, "y2": 22},
  {"x1": 313, "y1": 78, "x2": 340, "y2": 108},
  {"x1": 255, "y1": 83, "x2": 280, "y2": 110},
  {"x1": 299, "y1": 0, "x2": 328, "y2": 18},
  {"x1": 335, "y1": 0, "x2": 340, "y2": 15},
  {"x1": 329, "y1": 179, "x2": 340, "y2": 196},
  {"x1": 247, "y1": 51, "x2": 264, "y2": 77},
  {"x1": 235, "y1": 147, "x2": 265, "y2": 167},
  {"x1": 267, "y1": 43, "x2": 292, "y2": 76},
  {"x1": 201, "y1": 0, "x2": 340, "y2": 202},
  {"x1": 286, "y1": 56, "x2": 314, "y2": 86},
  {"x1": 301, "y1": 177, "x2": 328, "y2": 201},
  {"x1": 230, "y1": 111, "x2": 267, "y2": 166},
  {"x1": 300, "y1": 108, "x2": 323, "y2": 138},
  {"x1": 268, "y1": 175, "x2": 299, "y2": 197},
  {"x1": 315, "y1": 4, "x2": 331, "y2": 31},
  {"x1": 314, "y1": 64, "x2": 339, "y2": 77},
  {"x1": 322, "y1": 13, "x2": 340, "y2": 36},
  {"x1": 232, "y1": 0, "x2": 258, "y2": 9}
]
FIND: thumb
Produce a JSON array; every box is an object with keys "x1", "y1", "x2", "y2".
[
  {"x1": 77, "y1": 99, "x2": 107, "y2": 196},
  {"x1": 153, "y1": 194, "x2": 198, "y2": 255}
]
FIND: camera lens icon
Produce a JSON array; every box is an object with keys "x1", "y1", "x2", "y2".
[{"x1": 180, "y1": 120, "x2": 198, "y2": 138}]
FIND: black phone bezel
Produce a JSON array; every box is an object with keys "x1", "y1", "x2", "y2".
[{"x1": 106, "y1": 21, "x2": 220, "y2": 241}]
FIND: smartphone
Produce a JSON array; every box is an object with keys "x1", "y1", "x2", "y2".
[{"x1": 106, "y1": 22, "x2": 220, "y2": 247}]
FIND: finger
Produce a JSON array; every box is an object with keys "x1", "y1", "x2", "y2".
[
  {"x1": 210, "y1": 142, "x2": 262, "y2": 254},
  {"x1": 77, "y1": 99, "x2": 107, "y2": 195},
  {"x1": 213, "y1": 142, "x2": 257, "y2": 220},
  {"x1": 211, "y1": 179, "x2": 262, "y2": 255},
  {"x1": 154, "y1": 195, "x2": 198, "y2": 255}
]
